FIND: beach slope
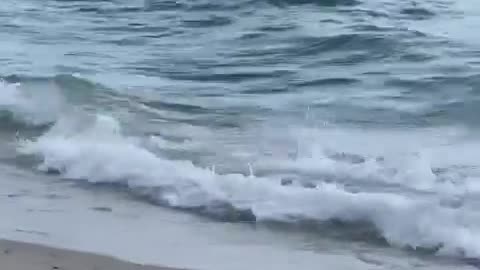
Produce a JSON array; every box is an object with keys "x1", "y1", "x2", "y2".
[{"x1": 0, "y1": 239, "x2": 181, "y2": 270}]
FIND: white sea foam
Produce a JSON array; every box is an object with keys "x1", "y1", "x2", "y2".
[
  {"x1": 14, "y1": 110, "x2": 480, "y2": 259},
  {"x1": 0, "y1": 80, "x2": 63, "y2": 125},
  {"x1": 3, "y1": 79, "x2": 480, "y2": 259}
]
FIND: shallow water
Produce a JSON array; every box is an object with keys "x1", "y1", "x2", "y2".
[{"x1": 2, "y1": 0, "x2": 480, "y2": 268}]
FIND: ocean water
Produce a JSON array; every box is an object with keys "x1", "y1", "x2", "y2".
[{"x1": 2, "y1": 0, "x2": 480, "y2": 269}]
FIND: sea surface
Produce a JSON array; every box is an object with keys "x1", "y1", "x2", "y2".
[{"x1": 1, "y1": 0, "x2": 480, "y2": 269}]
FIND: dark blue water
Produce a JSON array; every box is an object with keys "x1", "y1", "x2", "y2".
[{"x1": 2, "y1": 0, "x2": 480, "y2": 267}]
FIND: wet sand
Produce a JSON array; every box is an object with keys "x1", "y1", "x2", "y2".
[{"x1": 0, "y1": 239, "x2": 183, "y2": 270}]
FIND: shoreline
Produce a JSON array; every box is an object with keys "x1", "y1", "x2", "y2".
[{"x1": 0, "y1": 239, "x2": 184, "y2": 270}]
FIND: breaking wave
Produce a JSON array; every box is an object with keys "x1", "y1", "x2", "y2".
[
  {"x1": 18, "y1": 117, "x2": 480, "y2": 258},
  {"x1": 1, "y1": 78, "x2": 479, "y2": 262}
]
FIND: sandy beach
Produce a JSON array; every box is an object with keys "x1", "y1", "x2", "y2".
[{"x1": 0, "y1": 239, "x2": 180, "y2": 270}]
